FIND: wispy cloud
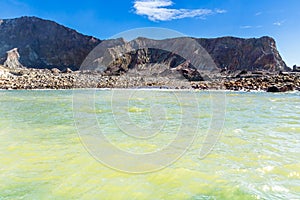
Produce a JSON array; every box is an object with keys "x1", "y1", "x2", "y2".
[
  {"x1": 255, "y1": 12, "x2": 262, "y2": 16},
  {"x1": 240, "y1": 25, "x2": 252, "y2": 29},
  {"x1": 273, "y1": 20, "x2": 285, "y2": 26},
  {"x1": 133, "y1": 0, "x2": 226, "y2": 21},
  {"x1": 215, "y1": 9, "x2": 227, "y2": 14},
  {"x1": 240, "y1": 25, "x2": 262, "y2": 29}
]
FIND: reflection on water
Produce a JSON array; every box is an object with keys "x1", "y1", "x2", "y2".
[{"x1": 0, "y1": 90, "x2": 299, "y2": 199}]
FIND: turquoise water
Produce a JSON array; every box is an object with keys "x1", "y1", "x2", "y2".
[{"x1": 0, "y1": 90, "x2": 299, "y2": 199}]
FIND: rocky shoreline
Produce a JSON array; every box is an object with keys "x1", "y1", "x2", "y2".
[
  {"x1": 1, "y1": 16, "x2": 299, "y2": 92},
  {"x1": 191, "y1": 71, "x2": 300, "y2": 92},
  {"x1": 1, "y1": 66, "x2": 299, "y2": 92}
]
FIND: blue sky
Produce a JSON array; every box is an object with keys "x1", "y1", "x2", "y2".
[{"x1": 0, "y1": 0, "x2": 299, "y2": 67}]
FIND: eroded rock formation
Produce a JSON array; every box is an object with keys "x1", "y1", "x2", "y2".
[
  {"x1": 3, "y1": 48, "x2": 23, "y2": 69},
  {"x1": 0, "y1": 16, "x2": 291, "y2": 79},
  {"x1": 0, "y1": 16, "x2": 101, "y2": 70}
]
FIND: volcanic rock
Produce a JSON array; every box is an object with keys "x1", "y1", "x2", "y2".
[
  {"x1": 62, "y1": 68, "x2": 73, "y2": 73},
  {"x1": 3, "y1": 48, "x2": 23, "y2": 69},
  {"x1": 51, "y1": 68, "x2": 61, "y2": 74},
  {"x1": 293, "y1": 65, "x2": 300, "y2": 72},
  {"x1": 0, "y1": 16, "x2": 292, "y2": 83},
  {"x1": 195, "y1": 36, "x2": 289, "y2": 72},
  {"x1": 0, "y1": 16, "x2": 101, "y2": 70},
  {"x1": 267, "y1": 86, "x2": 280, "y2": 92},
  {"x1": 0, "y1": 65, "x2": 10, "y2": 77}
]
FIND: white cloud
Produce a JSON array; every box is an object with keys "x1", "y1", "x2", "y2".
[
  {"x1": 255, "y1": 12, "x2": 262, "y2": 16},
  {"x1": 273, "y1": 20, "x2": 285, "y2": 26},
  {"x1": 240, "y1": 25, "x2": 252, "y2": 29},
  {"x1": 240, "y1": 25, "x2": 262, "y2": 29},
  {"x1": 215, "y1": 9, "x2": 227, "y2": 14},
  {"x1": 133, "y1": 0, "x2": 226, "y2": 21}
]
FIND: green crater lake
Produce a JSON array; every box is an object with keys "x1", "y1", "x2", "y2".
[{"x1": 0, "y1": 90, "x2": 299, "y2": 199}]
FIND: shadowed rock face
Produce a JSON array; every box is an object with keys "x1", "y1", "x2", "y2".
[
  {"x1": 195, "y1": 36, "x2": 289, "y2": 71},
  {"x1": 0, "y1": 16, "x2": 289, "y2": 73},
  {"x1": 0, "y1": 16, "x2": 101, "y2": 70},
  {"x1": 80, "y1": 37, "x2": 214, "y2": 81},
  {"x1": 83, "y1": 36, "x2": 289, "y2": 81},
  {"x1": 104, "y1": 48, "x2": 204, "y2": 81}
]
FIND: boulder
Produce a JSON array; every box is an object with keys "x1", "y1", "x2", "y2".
[
  {"x1": 279, "y1": 84, "x2": 293, "y2": 92},
  {"x1": 51, "y1": 68, "x2": 61, "y2": 74},
  {"x1": 292, "y1": 65, "x2": 300, "y2": 72},
  {"x1": 180, "y1": 68, "x2": 203, "y2": 81},
  {"x1": 62, "y1": 68, "x2": 73, "y2": 73},
  {"x1": 267, "y1": 86, "x2": 279, "y2": 93},
  {"x1": 0, "y1": 65, "x2": 9, "y2": 77},
  {"x1": 267, "y1": 85, "x2": 293, "y2": 92}
]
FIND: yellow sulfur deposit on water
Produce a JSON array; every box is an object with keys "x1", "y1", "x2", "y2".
[{"x1": 0, "y1": 90, "x2": 299, "y2": 199}]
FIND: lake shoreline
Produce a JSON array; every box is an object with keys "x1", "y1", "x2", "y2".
[{"x1": 1, "y1": 67, "x2": 299, "y2": 92}]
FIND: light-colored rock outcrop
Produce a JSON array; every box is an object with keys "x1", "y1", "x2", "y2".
[
  {"x1": 0, "y1": 65, "x2": 9, "y2": 78},
  {"x1": 3, "y1": 48, "x2": 23, "y2": 69}
]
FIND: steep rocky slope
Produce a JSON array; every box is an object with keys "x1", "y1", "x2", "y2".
[
  {"x1": 0, "y1": 16, "x2": 101, "y2": 70},
  {"x1": 0, "y1": 16, "x2": 289, "y2": 73},
  {"x1": 195, "y1": 36, "x2": 289, "y2": 71}
]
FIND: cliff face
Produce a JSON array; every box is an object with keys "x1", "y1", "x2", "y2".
[
  {"x1": 84, "y1": 37, "x2": 288, "y2": 79},
  {"x1": 0, "y1": 16, "x2": 289, "y2": 72},
  {"x1": 0, "y1": 16, "x2": 101, "y2": 70},
  {"x1": 195, "y1": 36, "x2": 289, "y2": 71},
  {"x1": 81, "y1": 37, "x2": 217, "y2": 80}
]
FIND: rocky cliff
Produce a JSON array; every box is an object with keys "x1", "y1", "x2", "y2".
[
  {"x1": 195, "y1": 36, "x2": 289, "y2": 71},
  {"x1": 0, "y1": 16, "x2": 289, "y2": 73},
  {"x1": 0, "y1": 16, "x2": 101, "y2": 70}
]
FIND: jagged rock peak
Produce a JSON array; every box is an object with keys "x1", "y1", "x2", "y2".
[{"x1": 4, "y1": 48, "x2": 24, "y2": 69}]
